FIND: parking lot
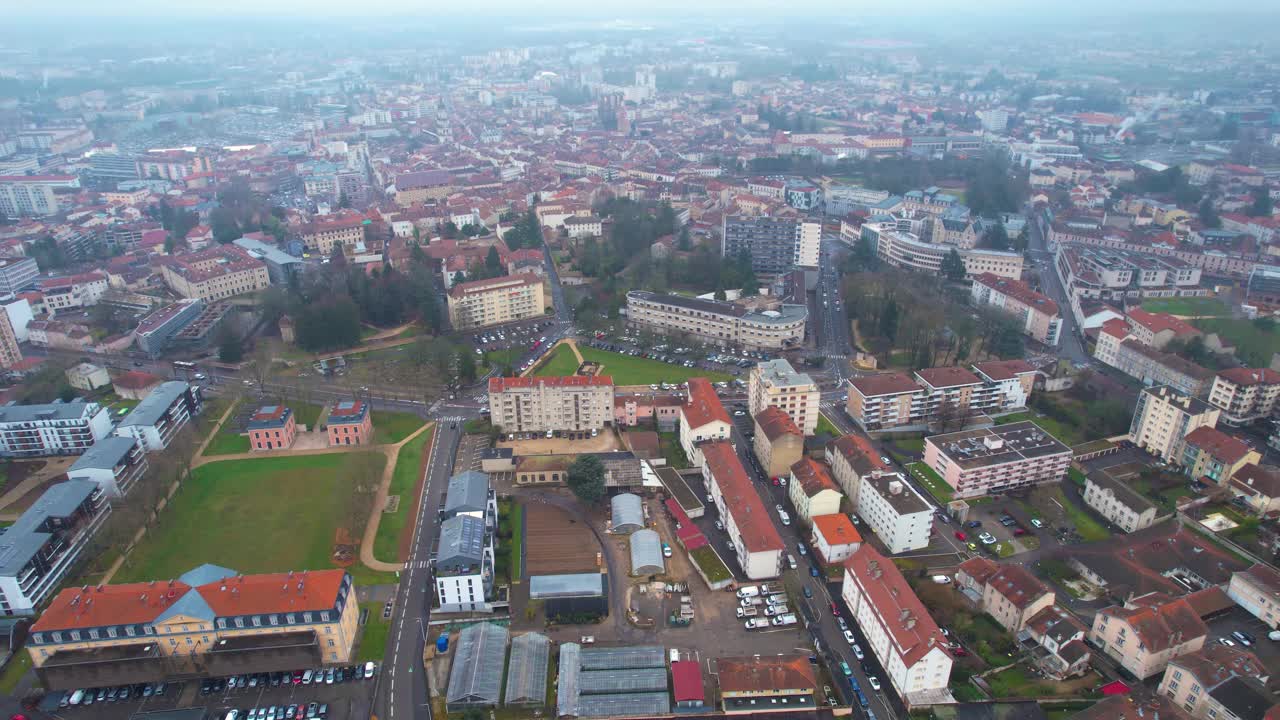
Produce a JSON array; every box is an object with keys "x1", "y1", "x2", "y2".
[
  {"x1": 1205, "y1": 606, "x2": 1279, "y2": 666},
  {"x1": 51, "y1": 667, "x2": 377, "y2": 720}
]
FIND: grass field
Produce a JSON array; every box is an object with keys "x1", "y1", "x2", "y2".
[
  {"x1": 356, "y1": 609, "x2": 391, "y2": 663},
  {"x1": 1194, "y1": 317, "x2": 1280, "y2": 367},
  {"x1": 484, "y1": 348, "x2": 522, "y2": 371},
  {"x1": 658, "y1": 431, "x2": 691, "y2": 469},
  {"x1": 114, "y1": 453, "x2": 387, "y2": 584},
  {"x1": 374, "y1": 426, "x2": 434, "y2": 562},
  {"x1": 203, "y1": 432, "x2": 251, "y2": 456},
  {"x1": 816, "y1": 413, "x2": 840, "y2": 438},
  {"x1": 1053, "y1": 486, "x2": 1112, "y2": 542},
  {"x1": 293, "y1": 403, "x2": 324, "y2": 430},
  {"x1": 533, "y1": 344, "x2": 582, "y2": 376},
  {"x1": 372, "y1": 411, "x2": 426, "y2": 445},
  {"x1": 995, "y1": 411, "x2": 1085, "y2": 445},
  {"x1": 1140, "y1": 297, "x2": 1230, "y2": 317},
  {"x1": 0, "y1": 652, "x2": 31, "y2": 695},
  {"x1": 906, "y1": 462, "x2": 954, "y2": 504},
  {"x1": 509, "y1": 502, "x2": 524, "y2": 581}
]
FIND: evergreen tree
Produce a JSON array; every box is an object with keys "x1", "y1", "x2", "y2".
[
  {"x1": 484, "y1": 246, "x2": 503, "y2": 276},
  {"x1": 1249, "y1": 187, "x2": 1274, "y2": 218},
  {"x1": 878, "y1": 297, "x2": 900, "y2": 342},
  {"x1": 1199, "y1": 198, "x2": 1221, "y2": 228},
  {"x1": 983, "y1": 222, "x2": 1010, "y2": 251},
  {"x1": 940, "y1": 248, "x2": 967, "y2": 281}
]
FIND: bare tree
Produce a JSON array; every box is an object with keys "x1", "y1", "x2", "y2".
[{"x1": 341, "y1": 452, "x2": 387, "y2": 538}]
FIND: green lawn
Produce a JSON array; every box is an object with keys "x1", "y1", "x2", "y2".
[
  {"x1": 1140, "y1": 296, "x2": 1230, "y2": 317},
  {"x1": 816, "y1": 413, "x2": 841, "y2": 438},
  {"x1": 658, "y1": 432, "x2": 691, "y2": 469},
  {"x1": 1194, "y1": 317, "x2": 1280, "y2": 367},
  {"x1": 1067, "y1": 467, "x2": 1087, "y2": 488},
  {"x1": 372, "y1": 411, "x2": 427, "y2": 445},
  {"x1": 996, "y1": 411, "x2": 1083, "y2": 445},
  {"x1": 690, "y1": 546, "x2": 732, "y2": 584},
  {"x1": 483, "y1": 349, "x2": 522, "y2": 371},
  {"x1": 986, "y1": 666, "x2": 1060, "y2": 699},
  {"x1": 374, "y1": 426, "x2": 434, "y2": 562},
  {"x1": 891, "y1": 435, "x2": 925, "y2": 452},
  {"x1": 906, "y1": 462, "x2": 954, "y2": 504},
  {"x1": 114, "y1": 453, "x2": 386, "y2": 583},
  {"x1": 0, "y1": 652, "x2": 31, "y2": 695},
  {"x1": 356, "y1": 608, "x2": 391, "y2": 663},
  {"x1": 575, "y1": 346, "x2": 733, "y2": 385},
  {"x1": 293, "y1": 402, "x2": 324, "y2": 430},
  {"x1": 533, "y1": 344, "x2": 583, "y2": 376},
  {"x1": 1053, "y1": 487, "x2": 1112, "y2": 542},
  {"x1": 203, "y1": 431, "x2": 251, "y2": 456}
]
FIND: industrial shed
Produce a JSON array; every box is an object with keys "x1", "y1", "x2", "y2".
[
  {"x1": 446, "y1": 622, "x2": 508, "y2": 710},
  {"x1": 504, "y1": 632, "x2": 550, "y2": 707},
  {"x1": 556, "y1": 643, "x2": 671, "y2": 719},
  {"x1": 528, "y1": 572, "x2": 608, "y2": 622},
  {"x1": 610, "y1": 493, "x2": 644, "y2": 534},
  {"x1": 628, "y1": 528, "x2": 665, "y2": 576}
]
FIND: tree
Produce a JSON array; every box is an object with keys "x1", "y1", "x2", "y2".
[
  {"x1": 878, "y1": 297, "x2": 900, "y2": 342},
  {"x1": 677, "y1": 226, "x2": 691, "y2": 251},
  {"x1": 567, "y1": 455, "x2": 606, "y2": 504},
  {"x1": 1249, "y1": 187, "x2": 1274, "y2": 218},
  {"x1": 217, "y1": 325, "x2": 244, "y2": 363},
  {"x1": 1199, "y1": 198, "x2": 1221, "y2": 228},
  {"x1": 442, "y1": 221, "x2": 459, "y2": 239},
  {"x1": 209, "y1": 207, "x2": 241, "y2": 244},
  {"x1": 982, "y1": 222, "x2": 1010, "y2": 251},
  {"x1": 456, "y1": 349, "x2": 477, "y2": 383},
  {"x1": 940, "y1": 248, "x2": 966, "y2": 281},
  {"x1": 452, "y1": 271, "x2": 467, "y2": 286},
  {"x1": 484, "y1": 245, "x2": 503, "y2": 277}
]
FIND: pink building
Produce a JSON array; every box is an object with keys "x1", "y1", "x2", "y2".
[
  {"x1": 247, "y1": 405, "x2": 297, "y2": 451},
  {"x1": 613, "y1": 393, "x2": 683, "y2": 431},
  {"x1": 326, "y1": 400, "x2": 373, "y2": 446},
  {"x1": 922, "y1": 421, "x2": 1072, "y2": 499}
]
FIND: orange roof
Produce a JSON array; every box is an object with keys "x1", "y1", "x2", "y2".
[
  {"x1": 681, "y1": 378, "x2": 730, "y2": 429},
  {"x1": 490, "y1": 375, "x2": 612, "y2": 391},
  {"x1": 1127, "y1": 307, "x2": 1199, "y2": 337},
  {"x1": 1100, "y1": 317, "x2": 1130, "y2": 339},
  {"x1": 1183, "y1": 426, "x2": 1254, "y2": 464},
  {"x1": 1217, "y1": 367, "x2": 1280, "y2": 387},
  {"x1": 716, "y1": 655, "x2": 815, "y2": 694},
  {"x1": 701, "y1": 441, "x2": 783, "y2": 554},
  {"x1": 972, "y1": 273, "x2": 1059, "y2": 316},
  {"x1": 850, "y1": 372, "x2": 919, "y2": 398},
  {"x1": 198, "y1": 569, "x2": 347, "y2": 618},
  {"x1": 753, "y1": 406, "x2": 801, "y2": 440},
  {"x1": 915, "y1": 366, "x2": 981, "y2": 389},
  {"x1": 812, "y1": 513, "x2": 861, "y2": 546}
]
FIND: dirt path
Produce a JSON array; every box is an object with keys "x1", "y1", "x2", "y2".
[{"x1": 361, "y1": 321, "x2": 416, "y2": 342}]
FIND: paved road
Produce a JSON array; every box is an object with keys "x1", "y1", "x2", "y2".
[
  {"x1": 814, "y1": 236, "x2": 855, "y2": 385},
  {"x1": 1025, "y1": 207, "x2": 1088, "y2": 365}
]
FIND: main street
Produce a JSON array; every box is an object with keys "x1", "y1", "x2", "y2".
[{"x1": 1024, "y1": 207, "x2": 1089, "y2": 365}]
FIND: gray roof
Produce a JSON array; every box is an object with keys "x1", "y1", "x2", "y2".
[
  {"x1": 443, "y1": 470, "x2": 489, "y2": 517},
  {"x1": 437, "y1": 515, "x2": 486, "y2": 571},
  {"x1": 0, "y1": 400, "x2": 99, "y2": 424},
  {"x1": 1209, "y1": 677, "x2": 1270, "y2": 720},
  {"x1": 178, "y1": 563, "x2": 238, "y2": 587},
  {"x1": 628, "y1": 529, "x2": 664, "y2": 576},
  {"x1": 117, "y1": 382, "x2": 190, "y2": 428},
  {"x1": 573, "y1": 692, "x2": 671, "y2": 718},
  {"x1": 528, "y1": 573, "x2": 605, "y2": 599},
  {"x1": 610, "y1": 493, "x2": 643, "y2": 534},
  {"x1": 579, "y1": 645, "x2": 666, "y2": 670},
  {"x1": 504, "y1": 632, "x2": 550, "y2": 706},
  {"x1": 755, "y1": 358, "x2": 815, "y2": 389},
  {"x1": 233, "y1": 237, "x2": 304, "y2": 265},
  {"x1": 0, "y1": 480, "x2": 98, "y2": 575},
  {"x1": 67, "y1": 436, "x2": 137, "y2": 473},
  {"x1": 446, "y1": 622, "x2": 508, "y2": 708},
  {"x1": 579, "y1": 667, "x2": 669, "y2": 694},
  {"x1": 154, "y1": 588, "x2": 215, "y2": 624}
]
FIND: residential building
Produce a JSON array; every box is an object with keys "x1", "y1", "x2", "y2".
[
  {"x1": 841, "y1": 545, "x2": 952, "y2": 706},
  {"x1": 1022, "y1": 605, "x2": 1092, "y2": 679},
  {"x1": 115, "y1": 382, "x2": 202, "y2": 452},
  {"x1": 1226, "y1": 564, "x2": 1280, "y2": 630},
  {"x1": 1125, "y1": 308, "x2": 1200, "y2": 350},
  {"x1": 748, "y1": 359, "x2": 820, "y2": 436},
  {"x1": 0, "y1": 175, "x2": 73, "y2": 216},
  {"x1": 970, "y1": 273, "x2": 1062, "y2": 346},
  {"x1": 1179, "y1": 427, "x2": 1260, "y2": 487},
  {"x1": 1096, "y1": 331, "x2": 1215, "y2": 398},
  {"x1": 233, "y1": 238, "x2": 306, "y2": 284},
  {"x1": 0, "y1": 310, "x2": 21, "y2": 370},
  {"x1": 715, "y1": 655, "x2": 816, "y2": 712},
  {"x1": 625, "y1": 290, "x2": 808, "y2": 351},
  {"x1": 394, "y1": 169, "x2": 453, "y2": 206},
  {"x1": 513, "y1": 456, "x2": 570, "y2": 486},
  {"x1": 956, "y1": 558, "x2": 1055, "y2": 633},
  {"x1": 702, "y1": 441, "x2": 784, "y2": 580},
  {"x1": 809, "y1": 514, "x2": 862, "y2": 567},
  {"x1": 158, "y1": 245, "x2": 270, "y2": 301},
  {"x1": 247, "y1": 405, "x2": 297, "y2": 451},
  {"x1": 1070, "y1": 696, "x2": 1193, "y2": 720},
  {"x1": 66, "y1": 436, "x2": 148, "y2": 498},
  {"x1": 825, "y1": 434, "x2": 932, "y2": 552},
  {"x1": 721, "y1": 215, "x2": 821, "y2": 275},
  {"x1": 787, "y1": 458, "x2": 842, "y2": 527},
  {"x1": 1, "y1": 295, "x2": 33, "y2": 344},
  {"x1": 136, "y1": 150, "x2": 212, "y2": 181},
  {"x1": 861, "y1": 221, "x2": 1023, "y2": 280},
  {"x1": 1083, "y1": 472, "x2": 1159, "y2": 533},
  {"x1": 64, "y1": 363, "x2": 109, "y2": 392},
  {"x1": 1129, "y1": 386, "x2": 1221, "y2": 463},
  {"x1": 845, "y1": 363, "x2": 1031, "y2": 431},
  {"x1": 39, "y1": 272, "x2": 108, "y2": 312},
  {"x1": 1207, "y1": 368, "x2": 1280, "y2": 427},
  {"x1": 922, "y1": 421, "x2": 1072, "y2": 499},
  {"x1": 0, "y1": 258, "x2": 38, "y2": 295},
  {"x1": 28, "y1": 566, "x2": 357, "y2": 690},
  {"x1": 612, "y1": 393, "x2": 682, "y2": 431},
  {"x1": 298, "y1": 212, "x2": 367, "y2": 256},
  {"x1": 0, "y1": 480, "x2": 108, "y2": 616},
  {"x1": 679, "y1": 378, "x2": 732, "y2": 467},
  {"x1": 1158, "y1": 645, "x2": 1272, "y2": 720},
  {"x1": 1229, "y1": 464, "x2": 1280, "y2": 516},
  {"x1": 436, "y1": 514, "x2": 495, "y2": 612},
  {"x1": 752, "y1": 406, "x2": 804, "y2": 479},
  {"x1": 563, "y1": 215, "x2": 604, "y2": 238},
  {"x1": 447, "y1": 273, "x2": 547, "y2": 331},
  {"x1": 487, "y1": 375, "x2": 614, "y2": 434},
  {"x1": 0, "y1": 401, "x2": 114, "y2": 458},
  {"x1": 325, "y1": 400, "x2": 373, "y2": 446},
  {"x1": 1089, "y1": 592, "x2": 1208, "y2": 680}
]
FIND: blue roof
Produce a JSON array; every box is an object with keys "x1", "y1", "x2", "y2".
[
  {"x1": 178, "y1": 563, "x2": 238, "y2": 587},
  {"x1": 68, "y1": 436, "x2": 136, "y2": 473},
  {"x1": 154, "y1": 588, "x2": 215, "y2": 624},
  {"x1": 118, "y1": 382, "x2": 191, "y2": 428}
]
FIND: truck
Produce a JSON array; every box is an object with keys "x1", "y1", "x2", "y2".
[
  {"x1": 765, "y1": 593, "x2": 788, "y2": 605},
  {"x1": 770, "y1": 613, "x2": 798, "y2": 627},
  {"x1": 739, "y1": 596, "x2": 764, "y2": 607},
  {"x1": 765, "y1": 604, "x2": 790, "y2": 616},
  {"x1": 759, "y1": 583, "x2": 782, "y2": 595},
  {"x1": 736, "y1": 606, "x2": 758, "y2": 619},
  {"x1": 744, "y1": 617, "x2": 767, "y2": 630}
]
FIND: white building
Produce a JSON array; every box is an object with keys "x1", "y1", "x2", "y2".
[
  {"x1": 679, "y1": 378, "x2": 732, "y2": 467},
  {"x1": 1128, "y1": 385, "x2": 1221, "y2": 463},
  {"x1": 65, "y1": 436, "x2": 148, "y2": 498},
  {"x1": 825, "y1": 434, "x2": 933, "y2": 554},
  {"x1": 0, "y1": 480, "x2": 108, "y2": 616},
  {"x1": 64, "y1": 363, "x2": 110, "y2": 392},
  {"x1": 114, "y1": 381, "x2": 202, "y2": 452},
  {"x1": 841, "y1": 545, "x2": 953, "y2": 706},
  {"x1": 702, "y1": 441, "x2": 783, "y2": 580},
  {"x1": 0, "y1": 401, "x2": 114, "y2": 458},
  {"x1": 748, "y1": 359, "x2": 820, "y2": 436},
  {"x1": 1226, "y1": 563, "x2": 1280, "y2": 630}
]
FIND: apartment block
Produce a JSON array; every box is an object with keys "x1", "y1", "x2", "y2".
[
  {"x1": 721, "y1": 215, "x2": 821, "y2": 275},
  {"x1": 752, "y1": 406, "x2": 804, "y2": 479},
  {"x1": 786, "y1": 458, "x2": 842, "y2": 527},
  {"x1": 1125, "y1": 308, "x2": 1200, "y2": 350},
  {"x1": 1090, "y1": 593, "x2": 1207, "y2": 680},
  {"x1": 1083, "y1": 471, "x2": 1159, "y2": 533},
  {"x1": 28, "y1": 567, "x2": 357, "y2": 690},
  {"x1": 487, "y1": 375, "x2": 615, "y2": 433},
  {"x1": 748, "y1": 359, "x2": 820, "y2": 436},
  {"x1": 861, "y1": 220, "x2": 1023, "y2": 280},
  {"x1": 66, "y1": 436, "x2": 148, "y2": 498},
  {"x1": 0, "y1": 480, "x2": 108, "y2": 616},
  {"x1": 679, "y1": 378, "x2": 732, "y2": 467},
  {"x1": 1208, "y1": 368, "x2": 1280, "y2": 427},
  {"x1": 1226, "y1": 563, "x2": 1280, "y2": 630},
  {"x1": 1157, "y1": 645, "x2": 1272, "y2": 720},
  {"x1": 39, "y1": 272, "x2": 108, "y2": 312},
  {"x1": 1179, "y1": 426, "x2": 1259, "y2": 487},
  {"x1": 846, "y1": 362, "x2": 1034, "y2": 431},
  {"x1": 436, "y1": 513, "x2": 495, "y2": 613},
  {"x1": 447, "y1": 273, "x2": 547, "y2": 331},
  {"x1": 970, "y1": 273, "x2": 1062, "y2": 346},
  {"x1": 701, "y1": 441, "x2": 784, "y2": 580},
  {"x1": 0, "y1": 401, "x2": 115, "y2": 458},
  {"x1": 0, "y1": 257, "x2": 38, "y2": 295},
  {"x1": 1129, "y1": 386, "x2": 1221, "y2": 463},
  {"x1": 0, "y1": 309, "x2": 21, "y2": 370},
  {"x1": 0, "y1": 175, "x2": 73, "y2": 216},
  {"x1": 955, "y1": 558, "x2": 1055, "y2": 633},
  {"x1": 115, "y1": 382, "x2": 202, "y2": 452},
  {"x1": 841, "y1": 545, "x2": 952, "y2": 706},
  {"x1": 922, "y1": 421, "x2": 1072, "y2": 499},
  {"x1": 1094, "y1": 327, "x2": 1214, "y2": 398},
  {"x1": 625, "y1": 290, "x2": 808, "y2": 351},
  {"x1": 158, "y1": 245, "x2": 270, "y2": 301},
  {"x1": 1229, "y1": 464, "x2": 1280, "y2": 516},
  {"x1": 298, "y1": 212, "x2": 367, "y2": 256}
]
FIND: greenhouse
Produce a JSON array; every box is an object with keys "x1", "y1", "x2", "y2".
[
  {"x1": 610, "y1": 492, "x2": 644, "y2": 534},
  {"x1": 503, "y1": 632, "x2": 550, "y2": 707},
  {"x1": 445, "y1": 622, "x2": 508, "y2": 710},
  {"x1": 628, "y1": 528, "x2": 665, "y2": 576}
]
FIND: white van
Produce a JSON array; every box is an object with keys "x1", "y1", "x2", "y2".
[
  {"x1": 224, "y1": 711, "x2": 240, "y2": 720},
  {"x1": 69, "y1": 689, "x2": 85, "y2": 706},
  {"x1": 736, "y1": 585, "x2": 760, "y2": 599}
]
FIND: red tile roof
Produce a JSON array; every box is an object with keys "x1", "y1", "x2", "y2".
[
  {"x1": 701, "y1": 441, "x2": 783, "y2": 554},
  {"x1": 987, "y1": 565, "x2": 1051, "y2": 609},
  {"x1": 958, "y1": 556, "x2": 999, "y2": 586},
  {"x1": 1217, "y1": 367, "x2": 1280, "y2": 387},
  {"x1": 198, "y1": 569, "x2": 347, "y2": 618},
  {"x1": 669, "y1": 660, "x2": 705, "y2": 703},
  {"x1": 1100, "y1": 317, "x2": 1130, "y2": 339},
  {"x1": 972, "y1": 273, "x2": 1059, "y2": 316},
  {"x1": 715, "y1": 655, "x2": 815, "y2": 694},
  {"x1": 753, "y1": 406, "x2": 801, "y2": 440},
  {"x1": 489, "y1": 375, "x2": 613, "y2": 391},
  {"x1": 850, "y1": 372, "x2": 919, "y2": 398},
  {"x1": 972, "y1": 359, "x2": 1036, "y2": 381},
  {"x1": 1100, "y1": 593, "x2": 1207, "y2": 653},
  {"x1": 447, "y1": 272, "x2": 541, "y2": 298},
  {"x1": 681, "y1": 378, "x2": 730, "y2": 429},
  {"x1": 790, "y1": 458, "x2": 839, "y2": 498},
  {"x1": 1127, "y1": 307, "x2": 1199, "y2": 337},
  {"x1": 915, "y1": 366, "x2": 981, "y2": 389},
  {"x1": 1182, "y1": 426, "x2": 1254, "y2": 465},
  {"x1": 827, "y1": 434, "x2": 891, "y2": 476},
  {"x1": 843, "y1": 544, "x2": 947, "y2": 666}
]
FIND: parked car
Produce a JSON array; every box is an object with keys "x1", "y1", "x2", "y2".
[{"x1": 954, "y1": 531, "x2": 967, "y2": 541}]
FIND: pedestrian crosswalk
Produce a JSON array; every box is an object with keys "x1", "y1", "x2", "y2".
[
  {"x1": 405, "y1": 559, "x2": 433, "y2": 569},
  {"x1": 436, "y1": 415, "x2": 466, "y2": 423}
]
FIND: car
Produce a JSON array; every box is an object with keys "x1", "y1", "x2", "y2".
[
  {"x1": 880, "y1": 456, "x2": 891, "y2": 465},
  {"x1": 830, "y1": 601, "x2": 840, "y2": 614},
  {"x1": 803, "y1": 586, "x2": 813, "y2": 598},
  {"x1": 714, "y1": 519, "x2": 724, "y2": 531},
  {"x1": 307, "y1": 704, "x2": 319, "y2": 719},
  {"x1": 1014, "y1": 528, "x2": 1027, "y2": 536},
  {"x1": 302, "y1": 670, "x2": 313, "y2": 684},
  {"x1": 364, "y1": 661, "x2": 376, "y2": 679},
  {"x1": 967, "y1": 542, "x2": 978, "y2": 551},
  {"x1": 778, "y1": 476, "x2": 788, "y2": 486},
  {"x1": 936, "y1": 513, "x2": 951, "y2": 524},
  {"x1": 954, "y1": 531, "x2": 967, "y2": 541},
  {"x1": 839, "y1": 661, "x2": 853, "y2": 677},
  {"x1": 1030, "y1": 518, "x2": 1044, "y2": 528},
  {"x1": 951, "y1": 647, "x2": 969, "y2": 657},
  {"x1": 932, "y1": 575, "x2": 952, "y2": 584},
  {"x1": 837, "y1": 616, "x2": 848, "y2": 631},
  {"x1": 810, "y1": 565, "x2": 820, "y2": 577},
  {"x1": 662, "y1": 543, "x2": 673, "y2": 558},
  {"x1": 979, "y1": 532, "x2": 997, "y2": 545},
  {"x1": 867, "y1": 676, "x2": 881, "y2": 691},
  {"x1": 734, "y1": 410, "x2": 745, "y2": 416},
  {"x1": 843, "y1": 629, "x2": 856, "y2": 644},
  {"x1": 797, "y1": 542, "x2": 807, "y2": 556},
  {"x1": 1218, "y1": 637, "x2": 1236, "y2": 647},
  {"x1": 772, "y1": 477, "x2": 781, "y2": 486},
  {"x1": 1231, "y1": 630, "x2": 1254, "y2": 646},
  {"x1": 852, "y1": 643, "x2": 865, "y2": 660},
  {"x1": 965, "y1": 520, "x2": 982, "y2": 528}
]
